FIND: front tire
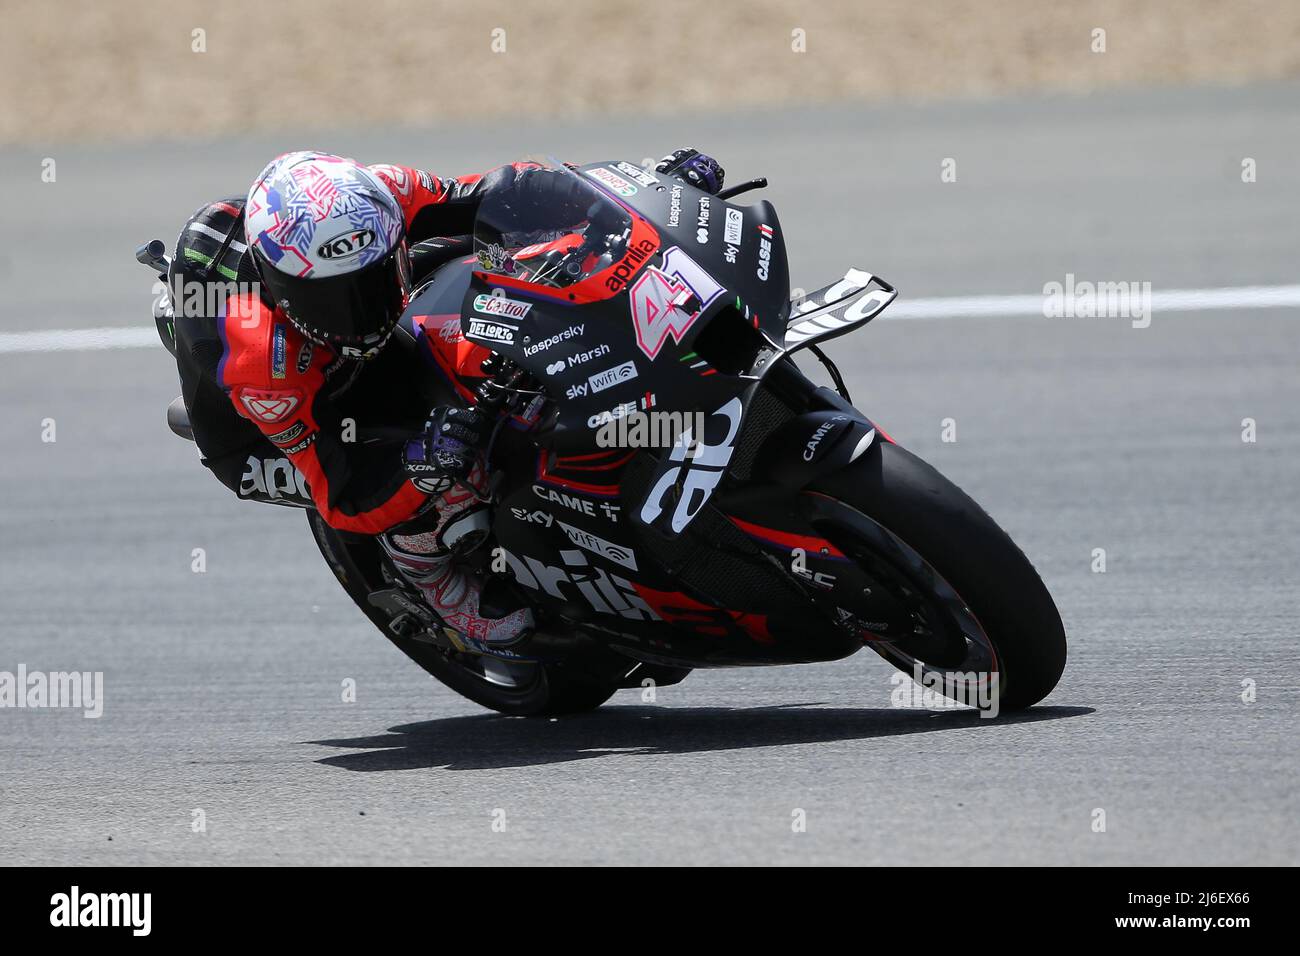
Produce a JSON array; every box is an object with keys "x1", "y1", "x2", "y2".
[{"x1": 809, "y1": 441, "x2": 1066, "y2": 710}]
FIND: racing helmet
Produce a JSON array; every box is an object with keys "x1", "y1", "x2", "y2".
[{"x1": 245, "y1": 151, "x2": 411, "y2": 359}]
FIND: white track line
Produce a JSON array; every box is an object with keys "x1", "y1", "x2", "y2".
[
  {"x1": 888, "y1": 284, "x2": 1300, "y2": 320},
  {"x1": 2, "y1": 284, "x2": 1298, "y2": 355},
  {"x1": 0, "y1": 326, "x2": 160, "y2": 353}
]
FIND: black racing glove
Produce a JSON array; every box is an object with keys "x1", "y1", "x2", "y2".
[
  {"x1": 402, "y1": 406, "x2": 488, "y2": 491},
  {"x1": 655, "y1": 148, "x2": 725, "y2": 195}
]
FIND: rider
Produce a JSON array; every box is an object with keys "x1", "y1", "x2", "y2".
[{"x1": 169, "y1": 148, "x2": 725, "y2": 647}]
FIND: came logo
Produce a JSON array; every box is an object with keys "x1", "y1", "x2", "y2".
[
  {"x1": 803, "y1": 415, "x2": 850, "y2": 461},
  {"x1": 533, "y1": 483, "x2": 620, "y2": 522}
]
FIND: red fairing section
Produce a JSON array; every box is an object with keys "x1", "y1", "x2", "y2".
[
  {"x1": 219, "y1": 293, "x2": 430, "y2": 534},
  {"x1": 633, "y1": 583, "x2": 775, "y2": 645}
]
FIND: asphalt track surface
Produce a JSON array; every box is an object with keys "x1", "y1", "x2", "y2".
[{"x1": 1, "y1": 85, "x2": 1297, "y2": 865}]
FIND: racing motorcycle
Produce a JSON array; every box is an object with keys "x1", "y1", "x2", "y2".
[{"x1": 137, "y1": 158, "x2": 1066, "y2": 716}]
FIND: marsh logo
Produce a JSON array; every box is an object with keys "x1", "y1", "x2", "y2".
[
  {"x1": 317, "y1": 228, "x2": 375, "y2": 260},
  {"x1": 50, "y1": 886, "x2": 151, "y2": 936}
]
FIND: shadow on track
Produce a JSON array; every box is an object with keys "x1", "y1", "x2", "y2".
[{"x1": 306, "y1": 704, "x2": 1093, "y2": 772}]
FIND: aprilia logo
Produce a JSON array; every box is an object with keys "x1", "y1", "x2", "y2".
[
  {"x1": 501, "y1": 547, "x2": 658, "y2": 621},
  {"x1": 239, "y1": 455, "x2": 311, "y2": 504},
  {"x1": 605, "y1": 239, "x2": 657, "y2": 292},
  {"x1": 640, "y1": 397, "x2": 743, "y2": 533}
]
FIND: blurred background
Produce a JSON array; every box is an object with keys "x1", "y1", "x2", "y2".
[
  {"x1": 3, "y1": 0, "x2": 1299, "y2": 144},
  {"x1": 1, "y1": 1, "x2": 1297, "y2": 866}
]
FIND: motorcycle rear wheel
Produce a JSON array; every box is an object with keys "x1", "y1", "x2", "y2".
[{"x1": 306, "y1": 511, "x2": 619, "y2": 716}]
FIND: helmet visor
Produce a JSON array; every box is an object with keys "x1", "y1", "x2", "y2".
[{"x1": 262, "y1": 244, "x2": 411, "y2": 351}]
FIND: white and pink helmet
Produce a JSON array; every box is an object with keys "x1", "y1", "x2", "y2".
[{"x1": 245, "y1": 151, "x2": 411, "y2": 358}]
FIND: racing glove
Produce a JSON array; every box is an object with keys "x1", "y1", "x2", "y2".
[
  {"x1": 402, "y1": 406, "x2": 489, "y2": 493},
  {"x1": 656, "y1": 148, "x2": 726, "y2": 195}
]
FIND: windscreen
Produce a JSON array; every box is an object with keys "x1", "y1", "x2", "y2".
[{"x1": 472, "y1": 159, "x2": 634, "y2": 290}]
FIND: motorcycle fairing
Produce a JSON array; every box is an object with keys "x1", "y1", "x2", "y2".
[
  {"x1": 450, "y1": 160, "x2": 897, "y2": 538},
  {"x1": 784, "y1": 270, "x2": 898, "y2": 350}
]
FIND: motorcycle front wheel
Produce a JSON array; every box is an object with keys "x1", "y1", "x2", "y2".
[{"x1": 805, "y1": 440, "x2": 1067, "y2": 711}]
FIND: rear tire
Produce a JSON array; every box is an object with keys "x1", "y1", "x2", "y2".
[
  {"x1": 810, "y1": 441, "x2": 1066, "y2": 710},
  {"x1": 306, "y1": 511, "x2": 619, "y2": 716}
]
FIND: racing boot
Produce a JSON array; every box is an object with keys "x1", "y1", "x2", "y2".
[{"x1": 381, "y1": 463, "x2": 533, "y2": 647}]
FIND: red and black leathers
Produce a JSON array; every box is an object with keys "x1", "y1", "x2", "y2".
[{"x1": 171, "y1": 162, "x2": 533, "y2": 534}]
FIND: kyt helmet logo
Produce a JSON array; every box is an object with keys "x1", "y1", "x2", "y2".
[{"x1": 317, "y1": 228, "x2": 376, "y2": 260}]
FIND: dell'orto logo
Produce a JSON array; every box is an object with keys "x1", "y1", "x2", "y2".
[
  {"x1": 50, "y1": 886, "x2": 151, "y2": 936},
  {"x1": 317, "y1": 228, "x2": 375, "y2": 260}
]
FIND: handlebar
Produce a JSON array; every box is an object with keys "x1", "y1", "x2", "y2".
[
  {"x1": 135, "y1": 239, "x2": 170, "y2": 278},
  {"x1": 717, "y1": 177, "x2": 768, "y2": 201}
]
